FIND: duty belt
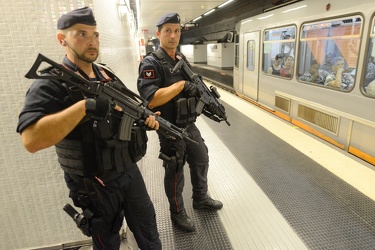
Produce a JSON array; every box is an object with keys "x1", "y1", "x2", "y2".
[{"x1": 67, "y1": 171, "x2": 123, "y2": 184}]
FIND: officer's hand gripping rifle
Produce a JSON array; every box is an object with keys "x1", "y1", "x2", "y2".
[
  {"x1": 172, "y1": 59, "x2": 230, "y2": 126},
  {"x1": 25, "y1": 53, "x2": 197, "y2": 145}
]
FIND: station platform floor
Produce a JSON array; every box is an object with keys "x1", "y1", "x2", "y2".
[
  {"x1": 118, "y1": 81, "x2": 375, "y2": 249},
  {"x1": 83, "y1": 64, "x2": 375, "y2": 250}
]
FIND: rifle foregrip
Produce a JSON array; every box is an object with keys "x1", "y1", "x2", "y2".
[{"x1": 155, "y1": 117, "x2": 182, "y2": 139}]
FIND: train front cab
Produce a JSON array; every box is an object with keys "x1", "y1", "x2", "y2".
[{"x1": 234, "y1": 4, "x2": 375, "y2": 166}]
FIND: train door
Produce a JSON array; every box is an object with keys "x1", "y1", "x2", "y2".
[{"x1": 242, "y1": 31, "x2": 260, "y2": 101}]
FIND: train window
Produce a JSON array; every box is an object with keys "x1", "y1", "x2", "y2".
[
  {"x1": 247, "y1": 40, "x2": 255, "y2": 71},
  {"x1": 263, "y1": 26, "x2": 296, "y2": 78},
  {"x1": 362, "y1": 17, "x2": 375, "y2": 98},
  {"x1": 298, "y1": 16, "x2": 362, "y2": 91}
]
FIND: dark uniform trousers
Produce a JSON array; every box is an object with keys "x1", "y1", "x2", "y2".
[
  {"x1": 65, "y1": 163, "x2": 161, "y2": 250},
  {"x1": 161, "y1": 123, "x2": 209, "y2": 213}
]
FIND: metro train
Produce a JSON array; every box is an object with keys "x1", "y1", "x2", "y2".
[{"x1": 233, "y1": 0, "x2": 375, "y2": 165}]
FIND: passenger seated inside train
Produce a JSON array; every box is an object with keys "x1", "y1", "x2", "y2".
[
  {"x1": 324, "y1": 56, "x2": 354, "y2": 90},
  {"x1": 320, "y1": 53, "x2": 334, "y2": 73},
  {"x1": 267, "y1": 54, "x2": 283, "y2": 76},
  {"x1": 280, "y1": 55, "x2": 294, "y2": 78},
  {"x1": 299, "y1": 60, "x2": 329, "y2": 85}
]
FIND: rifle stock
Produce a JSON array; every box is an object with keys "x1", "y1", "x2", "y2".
[
  {"x1": 25, "y1": 53, "x2": 198, "y2": 145},
  {"x1": 172, "y1": 59, "x2": 230, "y2": 126}
]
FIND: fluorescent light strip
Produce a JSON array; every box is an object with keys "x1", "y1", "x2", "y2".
[
  {"x1": 193, "y1": 16, "x2": 202, "y2": 22},
  {"x1": 189, "y1": 0, "x2": 233, "y2": 24},
  {"x1": 204, "y1": 9, "x2": 216, "y2": 16},
  {"x1": 219, "y1": 0, "x2": 234, "y2": 8}
]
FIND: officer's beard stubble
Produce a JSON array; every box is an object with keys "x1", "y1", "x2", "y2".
[
  {"x1": 77, "y1": 48, "x2": 99, "y2": 64},
  {"x1": 66, "y1": 42, "x2": 99, "y2": 64}
]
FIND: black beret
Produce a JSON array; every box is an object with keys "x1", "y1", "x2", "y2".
[
  {"x1": 156, "y1": 13, "x2": 181, "y2": 27},
  {"x1": 57, "y1": 7, "x2": 96, "y2": 30}
]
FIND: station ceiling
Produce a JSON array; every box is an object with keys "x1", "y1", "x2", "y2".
[
  {"x1": 133, "y1": 0, "x2": 298, "y2": 41},
  {"x1": 137, "y1": 0, "x2": 226, "y2": 39}
]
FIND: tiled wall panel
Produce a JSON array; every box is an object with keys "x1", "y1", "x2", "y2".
[{"x1": 0, "y1": 0, "x2": 139, "y2": 249}]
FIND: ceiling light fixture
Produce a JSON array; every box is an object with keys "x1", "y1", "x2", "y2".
[
  {"x1": 193, "y1": 16, "x2": 202, "y2": 22},
  {"x1": 185, "y1": 0, "x2": 234, "y2": 27},
  {"x1": 218, "y1": 0, "x2": 234, "y2": 8},
  {"x1": 204, "y1": 9, "x2": 216, "y2": 16}
]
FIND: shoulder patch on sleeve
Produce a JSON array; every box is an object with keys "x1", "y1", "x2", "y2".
[{"x1": 143, "y1": 69, "x2": 155, "y2": 79}]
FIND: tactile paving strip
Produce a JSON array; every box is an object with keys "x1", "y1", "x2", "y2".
[{"x1": 139, "y1": 131, "x2": 233, "y2": 250}]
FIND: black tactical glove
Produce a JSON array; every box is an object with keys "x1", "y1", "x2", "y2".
[
  {"x1": 183, "y1": 81, "x2": 198, "y2": 97},
  {"x1": 206, "y1": 101, "x2": 216, "y2": 114},
  {"x1": 85, "y1": 98, "x2": 114, "y2": 121}
]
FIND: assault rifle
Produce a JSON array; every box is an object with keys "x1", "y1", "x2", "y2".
[
  {"x1": 172, "y1": 59, "x2": 230, "y2": 126},
  {"x1": 25, "y1": 54, "x2": 197, "y2": 145}
]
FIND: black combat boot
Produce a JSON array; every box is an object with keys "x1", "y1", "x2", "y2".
[
  {"x1": 193, "y1": 196, "x2": 223, "y2": 210},
  {"x1": 170, "y1": 210, "x2": 195, "y2": 232}
]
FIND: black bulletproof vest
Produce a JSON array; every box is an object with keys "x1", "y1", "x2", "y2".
[
  {"x1": 53, "y1": 66, "x2": 133, "y2": 179},
  {"x1": 151, "y1": 49, "x2": 197, "y2": 126}
]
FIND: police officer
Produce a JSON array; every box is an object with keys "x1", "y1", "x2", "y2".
[
  {"x1": 17, "y1": 7, "x2": 161, "y2": 250},
  {"x1": 137, "y1": 13, "x2": 223, "y2": 232}
]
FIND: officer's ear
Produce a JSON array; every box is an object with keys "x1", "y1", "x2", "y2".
[{"x1": 57, "y1": 33, "x2": 65, "y2": 46}]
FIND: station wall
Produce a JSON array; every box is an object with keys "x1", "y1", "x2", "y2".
[{"x1": 0, "y1": 0, "x2": 139, "y2": 249}]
